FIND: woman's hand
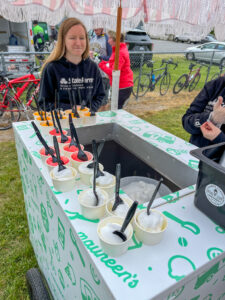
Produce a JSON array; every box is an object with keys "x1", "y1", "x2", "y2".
[
  {"x1": 200, "y1": 121, "x2": 221, "y2": 141},
  {"x1": 211, "y1": 96, "x2": 225, "y2": 124}
]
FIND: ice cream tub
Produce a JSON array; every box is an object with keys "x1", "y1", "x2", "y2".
[
  {"x1": 70, "y1": 151, "x2": 93, "y2": 170},
  {"x1": 106, "y1": 195, "x2": 133, "y2": 219},
  {"x1": 78, "y1": 188, "x2": 108, "y2": 219},
  {"x1": 134, "y1": 209, "x2": 168, "y2": 245},
  {"x1": 78, "y1": 161, "x2": 104, "y2": 186},
  {"x1": 50, "y1": 166, "x2": 77, "y2": 192},
  {"x1": 97, "y1": 216, "x2": 133, "y2": 257},
  {"x1": 45, "y1": 156, "x2": 70, "y2": 173},
  {"x1": 90, "y1": 172, "x2": 116, "y2": 199}
]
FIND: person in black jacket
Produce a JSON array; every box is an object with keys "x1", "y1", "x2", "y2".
[
  {"x1": 182, "y1": 76, "x2": 225, "y2": 147},
  {"x1": 39, "y1": 18, "x2": 105, "y2": 111}
]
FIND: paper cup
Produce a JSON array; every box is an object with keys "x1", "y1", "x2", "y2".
[
  {"x1": 106, "y1": 195, "x2": 133, "y2": 218},
  {"x1": 134, "y1": 209, "x2": 168, "y2": 245},
  {"x1": 78, "y1": 188, "x2": 108, "y2": 219},
  {"x1": 97, "y1": 216, "x2": 133, "y2": 257},
  {"x1": 79, "y1": 107, "x2": 89, "y2": 117},
  {"x1": 70, "y1": 151, "x2": 93, "y2": 170},
  {"x1": 39, "y1": 121, "x2": 54, "y2": 136},
  {"x1": 50, "y1": 166, "x2": 77, "y2": 192},
  {"x1": 82, "y1": 112, "x2": 96, "y2": 126},
  {"x1": 56, "y1": 136, "x2": 72, "y2": 152},
  {"x1": 48, "y1": 129, "x2": 68, "y2": 145},
  {"x1": 39, "y1": 146, "x2": 55, "y2": 164},
  {"x1": 45, "y1": 156, "x2": 70, "y2": 172},
  {"x1": 90, "y1": 174, "x2": 116, "y2": 199},
  {"x1": 78, "y1": 161, "x2": 104, "y2": 186},
  {"x1": 62, "y1": 143, "x2": 84, "y2": 159}
]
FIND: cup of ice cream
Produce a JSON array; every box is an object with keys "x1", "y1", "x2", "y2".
[
  {"x1": 45, "y1": 155, "x2": 70, "y2": 172},
  {"x1": 70, "y1": 151, "x2": 93, "y2": 170},
  {"x1": 62, "y1": 143, "x2": 84, "y2": 159},
  {"x1": 33, "y1": 111, "x2": 47, "y2": 120},
  {"x1": 39, "y1": 146, "x2": 55, "y2": 164},
  {"x1": 134, "y1": 209, "x2": 168, "y2": 245},
  {"x1": 82, "y1": 111, "x2": 96, "y2": 126},
  {"x1": 78, "y1": 188, "x2": 108, "y2": 219},
  {"x1": 78, "y1": 107, "x2": 89, "y2": 117},
  {"x1": 78, "y1": 161, "x2": 104, "y2": 186},
  {"x1": 39, "y1": 120, "x2": 54, "y2": 136},
  {"x1": 90, "y1": 171, "x2": 116, "y2": 199},
  {"x1": 106, "y1": 195, "x2": 133, "y2": 218},
  {"x1": 50, "y1": 165, "x2": 77, "y2": 192},
  {"x1": 56, "y1": 135, "x2": 72, "y2": 152},
  {"x1": 97, "y1": 216, "x2": 133, "y2": 257}
]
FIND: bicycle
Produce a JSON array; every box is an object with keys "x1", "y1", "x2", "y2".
[
  {"x1": 0, "y1": 69, "x2": 40, "y2": 130},
  {"x1": 132, "y1": 59, "x2": 178, "y2": 98},
  {"x1": 173, "y1": 62, "x2": 203, "y2": 94}
]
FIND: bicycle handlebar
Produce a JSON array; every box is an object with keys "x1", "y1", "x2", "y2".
[{"x1": 160, "y1": 58, "x2": 178, "y2": 68}]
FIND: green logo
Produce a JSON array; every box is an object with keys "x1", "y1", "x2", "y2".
[
  {"x1": 167, "y1": 285, "x2": 185, "y2": 300},
  {"x1": 80, "y1": 278, "x2": 100, "y2": 300},
  {"x1": 178, "y1": 237, "x2": 188, "y2": 247},
  {"x1": 166, "y1": 148, "x2": 188, "y2": 155},
  {"x1": 58, "y1": 269, "x2": 65, "y2": 289},
  {"x1": 90, "y1": 264, "x2": 100, "y2": 285},
  {"x1": 40, "y1": 203, "x2": 49, "y2": 233},
  {"x1": 65, "y1": 263, "x2": 76, "y2": 286},
  {"x1": 188, "y1": 159, "x2": 199, "y2": 169},
  {"x1": 98, "y1": 111, "x2": 116, "y2": 117},
  {"x1": 207, "y1": 247, "x2": 224, "y2": 260},
  {"x1": 53, "y1": 240, "x2": 60, "y2": 262},
  {"x1": 17, "y1": 124, "x2": 30, "y2": 131},
  {"x1": 194, "y1": 263, "x2": 220, "y2": 290},
  {"x1": 168, "y1": 255, "x2": 196, "y2": 281},
  {"x1": 31, "y1": 151, "x2": 41, "y2": 159},
  {"x1": 70, "y1": 228, "x2": 85, "y2": 267},
  {"x1": 47, "y1": 200, "x2": 53, "y2": 219},
  {"x1": 143, "y1": 132, "x2": 176, "y2": 144},
  {"x1": 58, "y1": 218, "x2": 65, "y2": 250}
]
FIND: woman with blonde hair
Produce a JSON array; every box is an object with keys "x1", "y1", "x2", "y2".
[
  {"x1": 39, "y1": 18, "x2": 105, "y2": 111},
  {"x1": 99, "y1": 30, "x2": 133, "y2": 109}
]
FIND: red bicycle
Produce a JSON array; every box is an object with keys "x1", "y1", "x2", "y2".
[{"x1": 0, "y1": 66, "x2": 40, "y2": 130}]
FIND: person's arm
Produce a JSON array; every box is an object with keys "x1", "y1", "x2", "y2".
[
  {"x1": 182, "y1": 80, "x2": 216, "y2": 135},
  {"x1": 90, "y1": 66, "x2": 106, "y2": 112},
  {"x1": 38, "y1": 63, "x2": 56, "y2": 109},
  {"x1": 99, "y1": 53, "x2": 125, "y2": 77},
  {"x1": 201, "y1": 121, "x2": 225, "y2": 143}
]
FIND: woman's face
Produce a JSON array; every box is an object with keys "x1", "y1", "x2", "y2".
[
  {"x1": 108, "y1": 36, "x2": 115, "y2": 47},
  {"x1": 65, "y1": 24, "x2": 86, "y2": 58}
]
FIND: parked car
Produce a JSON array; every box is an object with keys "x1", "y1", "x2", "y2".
[
  {"x1": 185, "y1": 42, "x2": 225, "y2": 67},
  {"x1": 174, "y1": 34, "x2": 198, "y2": 44},
  {"x1": 200, "y1": 35, "x2": 217, "y2": 44},
  {"x1": 124, "y1": 28, "x2": 153, "y2": 68}
]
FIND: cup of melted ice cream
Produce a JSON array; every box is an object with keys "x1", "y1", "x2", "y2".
[
  {"x1": 134, "y1": 209, "x2": 168, "y2": 245},
  {"x1": 90, "y1": 171, "x2": 116, "y2": 199},
  {"x1": 97, "y1": 216, "x2": 133, "y2": 257},
  {"x1": 39, "y1": 146, "x2": 55, "y2": 164},
  {"x1": 78, "y1": 188, "x2": 108, "y2": 219},
  {"x1": 50, "y1": 166, "x2": 77, "y2": 192},
  {"x1": 78, "y1": 161, "x2": 104, "y2": 186}
]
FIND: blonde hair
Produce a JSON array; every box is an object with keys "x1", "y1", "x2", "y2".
[
  {"x1": 108, "y1": 30, "x2": 124, "y2": 42},
  {"x1": 42, "y1": 18, "x2": 90, "y2": 70}
]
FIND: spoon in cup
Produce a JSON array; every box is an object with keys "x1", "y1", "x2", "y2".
[
  {"x1": 112, "y1": 163, "x2": 124, "y2": 211},
  {"x1": 91, "y1": 139, "x2": 104, "y2": 177},
  {"x1": 70, "y1": 120, "x2": 88, "y2": 161},
  {"x1": 68, "y1": 113, "x2": 78, "y2": 148},
  {"x1": 54, "y1": 110, "x2": 68, "y2": 144},
  {"x1": 113, "y1": 201, "x2": 138, "y2": 242},
  {"x1": 72, "y1": 90, "x2": 80, "y2": 119},
  {"x1": 93, "y1": 161, "x2": 99, "y2": 206},
  {"x1": 146, "y1": 178, "x2": 163, "y2": 216},
  {"x1": 53, "y1": 136, "x2": 66, "y2": 172},
  {"x1": 87, "y1": 139, "x2": 105, "y2": 169}
]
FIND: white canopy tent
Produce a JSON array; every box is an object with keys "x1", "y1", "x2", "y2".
[{"x1": 0, "y1": 0, "x2": 224, "y2": 109}]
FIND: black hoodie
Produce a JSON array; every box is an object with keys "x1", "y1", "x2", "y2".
[
  {"x1": 182, "y1": 76, "x2": 225, "y2": 147},
  {"x1": 38, "y1": 57, "x2": 105, "y2": 112}
]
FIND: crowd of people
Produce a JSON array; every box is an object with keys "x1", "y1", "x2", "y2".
[{"x1": 37, "y1": 17, "x2": 225, "y2": 148}]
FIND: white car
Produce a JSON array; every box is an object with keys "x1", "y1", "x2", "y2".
[{"x1": 185, "y1": 42, "x2": 225, "y2": 67}]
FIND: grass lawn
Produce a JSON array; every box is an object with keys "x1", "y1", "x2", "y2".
[{"x1": 0, "y1": 105, "x2": 190, "y2": 298}]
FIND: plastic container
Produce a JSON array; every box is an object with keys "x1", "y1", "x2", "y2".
[
  {"x1": 190, "y1": 142, "x2": 225, "y2": 229},
  {"x1": 120, "y1": 176, "x2": 172, "y2": 204}
]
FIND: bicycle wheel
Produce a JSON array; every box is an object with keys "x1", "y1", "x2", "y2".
[
  {"x1": 189, "y1": 73, "x2": 201, "y2": 92},
  {"x1": 26, "y1": 83, "x2": 40, "y2": 110},
  {"x1": 0, "y1": 95, "x2": 21, "y2": 130},
  {"x1": 173, "y1": 74, "x2": 188, "y2": 94},
  {"x1": 132, "y1": 74, "x2": 150, "y2": 97},
  {"x1": 160, "y1": 73, "x2": 171, "y2": 96}
]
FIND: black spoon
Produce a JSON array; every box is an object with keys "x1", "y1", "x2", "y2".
[
  {"x1": 43, "y1": 98, "x2": 50, "y2": 126},
  {"x1": 113, "y1": 201, "x2": 138, "y2": 242},
  {"x1": 93, "y1": 161, "x2": 99, "y2": 206},
  {"x1": 112, "y1": 163, "x2": 124, "y2": 211},
  {"x1": 34, "y1": 96, "x2": 43, "y2": 120},
  {"x1": 50, "y1": 107, "x2": 59, "y2": 133},
  {"x1": 147, "y1": 178, "x2": 163, "y2": 216},
  {"x1": 31, "y1": 121, "x2": 57, "y2": 162},
  {"x1": 54, "y1": 110, "x2": 68, "y2": 144},
  {"x1": 72, "y1": 90, "x2": 80, "y2": 118},
  {"x1": 78, "y1": 88, "x2": 86, "y2": 110},
  {"x1": 92, "y1": 139, "x2": 104, "y2": 177},
  {"x1": 87, "y1": 139, "x2": 105, "y2": 169},
  {"x1": 57, "y1": 92, "x2": 63, "y2": 119},
  {"x1": 53, "y1": 136, "x2": 66, "y2": 172},
  {"x1": 68, "y1": 89, "x2": 75, "y2": 115},
  {"x1": 68, "y1": 113, "x2": 78, "y2": 148},
  {"x1": 70, "y1": 120, "x2": 88, "y2": 161}
]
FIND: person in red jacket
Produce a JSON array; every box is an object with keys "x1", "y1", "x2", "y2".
[{"x1": 99, "y1": 31, "x2": 133, "y2": 109}]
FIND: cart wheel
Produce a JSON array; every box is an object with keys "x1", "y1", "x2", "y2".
[{"x1": 26, "y1": 268, "x2": 50, "y2": 300}]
